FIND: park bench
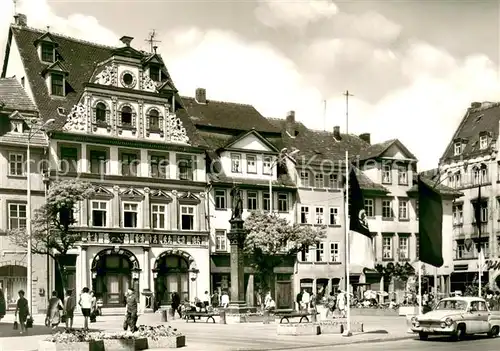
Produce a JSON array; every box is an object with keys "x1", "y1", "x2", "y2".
[
  {"x1": 274, "y1": 311, "x2": 319, "y2": 324},
  {"x1": 184, "y1": 311, "x2": 217, "y2": 323}
]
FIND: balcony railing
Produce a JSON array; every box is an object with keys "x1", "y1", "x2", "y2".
[
  {"x1": 472, "y1": 222, "x2": 489, "y2": 235},
  {"x1": 79, "y1": 231, "x2": 209, "y2": 247}
]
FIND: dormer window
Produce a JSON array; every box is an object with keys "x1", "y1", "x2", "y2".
[
  {"x1": 121, "y1": 106, "x2": 133, "y2": 126},
  {"x1": 149, "y1": 66, "x2": 160, "y2": 81},
  {"x1": 480, "y1": 135, "x2": 488, "y2": 150},
  {"x1": 454, "y1": 142, "x2": 462, "y2": 156},
  {"x1": 51, "y1": 73, "x2": 65, "y2": 96},
  {"x1": 41, "y1": 42, "x2": 55, "y2": 63},
  {"x1": 10, "y1": 120, "x2": 23, "y2": 133}
]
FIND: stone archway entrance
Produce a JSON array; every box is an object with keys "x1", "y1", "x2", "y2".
[
  {"x1": 153, "y1": 250, "x2": 197, "y2": 305},
  {"x1": 91, "y1": 248, "x2": 140, "y2": 307}
]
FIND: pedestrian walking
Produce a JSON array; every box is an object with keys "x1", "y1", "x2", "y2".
[
  {"x1": 78, "y1": 287, "x2": 92, "y2": 331},
  {"x1": 325, "y1": 292, "x2": 336, "y2": 318},
  {"x1": 203, "y1": 290, "x2": 210, "y2": 309},
  {"x1": 14, "y1": 290, "x2": 29, "y2": 334},
  {"x1": 171, "y1": 291, "x2": 182, "y2": 318},
  {"x1": 301, "y1": 289, "x2": 310, "y2": 311},
  {"x1": 211, "y1": 290, "x2": 220, "y2": 309},
  {"x1": 47, "y1": 291, "x2": 64, "y2": 329},
  {"x1": 296, "y1": 290, "x2": 303, "y2": 311},
  {"x1": 64, "y1": 289, "x2": 75, "y2": 331},
  {"x1": 89, "y1": 291, "x2": 97, "y2": 323},
  {"x1": 263, "y1": 293, "x2": 276, "y2": 324},
  {"x1": 220, "y1": 290, "x2": 230, "y2": 308},
  {"x1": 124, "y1": 288, "x2": 138, "y2": 332}
]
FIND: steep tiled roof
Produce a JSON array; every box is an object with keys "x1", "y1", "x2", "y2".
[
  {"x1": 5, "y1": 25, "x2": 207, "y2": 147},
  {"x1": 269, "y1": 118, "x2": 369, "y2": 164},
  {"x1": 357, "y1": 139, "x2": 417, "y2": 161},
  {"x1": 208, "y1": 172, "x2": 295, "y2": 188},
  {"x1": 354, "y1": 167, "x2": 389, "y2": 194},
  {"x1": 407, "y1": 175, "x2": 463, "y2": 198},
  {"x1": 0, "y1": 77, "x2": 37, "y2": 111},
  {"x1": 182, "y1": 96, "x2": 281, "y2": 133},
  {"x1": 440, "y1": 102, "x2": 500, "y2": 163}
]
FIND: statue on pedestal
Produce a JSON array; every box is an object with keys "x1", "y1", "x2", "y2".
[{"x1": 230, "y1": 184, "x2": 243, "y2": 220}]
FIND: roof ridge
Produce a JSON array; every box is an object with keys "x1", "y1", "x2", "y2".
[
  {"x1": 181, "y1": 95, "x2": 254, "y2": 107},
  {"x1": 11, "y1": 24, "x2": 118, "y2": 50}
]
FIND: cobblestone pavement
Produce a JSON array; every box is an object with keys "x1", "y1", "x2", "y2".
[{"x1": 0, "y1": 312, "x2": 414, "y2": 351}]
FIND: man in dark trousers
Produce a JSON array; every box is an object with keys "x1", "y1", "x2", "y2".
[
  {"x1": 171, "y1": 291, "x2": 182, "y2": 319},
  {"x1": 124, "y1": 288, "x2": 138, "y2": 332},
  {"x1": 296, "y1": 291, "x2": 303, "y2": 311}
]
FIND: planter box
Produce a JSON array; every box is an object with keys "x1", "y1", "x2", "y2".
[
  {"x1": 38, "y1": 340, "x2": 105, "y2": 351},
  {"x1": 399, "y1": 306, "x2": 419, "y2": 316},
  {"x1": 340, "y1": 322, "x2": 363, "y2": 333},
  {"x1": 147, "y1": 335, "x2": 186, "y2": 349},
  {"x1": 277, "y1": 324, "x2": 320, "y2": 336},
  {"x1": 102, "y1": 338, "x2": 148, "y2": 351},
  {"x1": 318, "y1": 321, "x2": 343, "y2": 334},
  {"x1": 350, "y1": 308, "x2": 398, "y2": 317}
]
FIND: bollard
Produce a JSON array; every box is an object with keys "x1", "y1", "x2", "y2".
[
  {"x1": 263, "y1": 310, "x2": 270, "y2": 324},
  {"x1": 161, "y1": 309, "x2": 168, "y2": 322},
  {"x1": 310, "y1": 308, "x2": 317, "y2": 322},
  {"x1": 219, "y1": 310, "x2": 227, "y2": 324}
]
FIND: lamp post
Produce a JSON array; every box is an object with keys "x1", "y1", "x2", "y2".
[
  {"x1": 268, "y1": 148, "x2": 300, "y2": 213},
  {"x1": 26, "y1": 118, "x2": 54, "y2": 315}
]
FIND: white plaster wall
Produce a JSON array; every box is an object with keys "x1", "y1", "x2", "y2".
[{"x1": 3, "y1": 36, "x2": 36, "y2": 102}]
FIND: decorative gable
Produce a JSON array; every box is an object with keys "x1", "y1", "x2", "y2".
[
  {"x1": 63, "y1": 103, "x2": 88, "y2": 133},
  {"x1": 111, "y1": 46, "x2": 144, "y2": 60},
  {"x1": 178, "y1": 191, "x2": 200, "y2": 204},
  {"x1": 120, "y1": 187, "x2": 144, "y2": 199},
  {"x1": 165, "y1": 114, "x2": 189, "y2": 144},
  {"x1": 225, "y1": 130, "x2": 278, "y2": 152},
  {"x1": 93, "y1": 64, "x2": 118, "y2": 86},
  {"x1": 41, "y1": 61, "x2": 69, "y2": 77},
  {"x1": 157, "y1": 81, "x2": 177, "y2": 94},
  {"x1": 93, "y1": 185, "x2": 114, "y2": 199},
  {"x1": 150, "y1": 189, "x2": 173, "y2": 202}
]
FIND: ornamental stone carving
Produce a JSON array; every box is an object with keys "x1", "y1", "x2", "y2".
[
  {"x1": 165, "y1": 113, "x2": 189, "y2": 144},
  {"x1": 94, "y1": 64, "x2": 118, "y2": 86},
  {"x1": 63, "y1": 103, "x2": 88, "y2": 132},
  {"x1": 141, "y1": 75, "x2": 157, "y2": 92}
]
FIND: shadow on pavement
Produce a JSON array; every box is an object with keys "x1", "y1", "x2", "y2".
[
  {"x1": 421, "y1": 335, "x2": 490, "y2": 342},
  {"x1": 364, "y1": 330, "x2": 389, "y2": 334},
  {"x1": 0, "y1": 323, "x2": 102, "y2": 338}
]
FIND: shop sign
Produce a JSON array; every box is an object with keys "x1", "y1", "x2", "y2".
[{"x1": 485, "y1": 260, "x2": 500, "y2": 271}]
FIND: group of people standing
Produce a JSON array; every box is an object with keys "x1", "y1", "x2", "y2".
[{"x1": 46, "y1": 287, "x2": 98, "y2": 331}]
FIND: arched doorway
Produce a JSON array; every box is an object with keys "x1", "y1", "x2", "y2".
[
  {"x1": 0, "y1": 265, "x2": 27, "y2": 307},
  {"x1": 91, "y1": 248, "x2": 140, "y2": 307},
  {"x1": 153, "y1": 250, "x2": 197, "y2": 305}
]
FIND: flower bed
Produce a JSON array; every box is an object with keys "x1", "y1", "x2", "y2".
[
  {"x1": 277, "y1": 323, "x2": 320, "y2": 336},
  {"x1": 136, "y1": 325, "x2": 186, "y2": 349},
  {"x1": 350, "y1": 307, "x2": 398, "y2": 316},
  {"x1": 40, "y1": 332, "x2": 106, "y2": 351}
]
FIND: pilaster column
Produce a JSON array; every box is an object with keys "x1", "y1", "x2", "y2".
[
  {"x1": 171, "y1": 190, "x2": 178, "y2": 230},
  {"x1": 141, "y1": 247, "x2": 151, "y2": 311},
  {"x1": 198, "y1": 192, "x2": 206, "y2": 231},
  {"x1": 81, "y1": 200, "x2": 88, "y2": 227},
  {"x1": 140, "y1": 149, "x2": 148, "y2": 178},
  {"x1": 80, "y1": 143, "x2": 88, "y2": 173},
  {"x1": 113, "y1": 185, "x2": 120, "y2": 228},
  {"x1": 143, "y1": 187, "x2": 151, "y2": 229},
  {"x1": 81, "y1": 247, "x2": 88, "y2": 290}
]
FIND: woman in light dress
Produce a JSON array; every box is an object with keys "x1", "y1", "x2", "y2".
[{"x1": 47, "y1": 291, "x2": 64, "y2": 329}]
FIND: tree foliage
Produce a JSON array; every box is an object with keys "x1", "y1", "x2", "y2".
[
  {"x1": 9, "y1": 180, "x2": 95, "y2": 287},
  {"x1": 375, "y1": 262, "x2": 415, "y2": 282},
  {"x1": 244, "y1": 212, "x2": 326, "y2": 294}
]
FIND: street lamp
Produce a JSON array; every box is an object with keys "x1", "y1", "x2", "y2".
[
  {"x1": 269, "y1": 148, "x2": 300, "y2": 213},
  {"x1": 26, "y1": 118, "x2": 54, "y2": 315}
]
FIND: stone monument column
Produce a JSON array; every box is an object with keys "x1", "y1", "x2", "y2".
[{"x1": 227, "y1": 218, "x2": 247, "y2": 309}]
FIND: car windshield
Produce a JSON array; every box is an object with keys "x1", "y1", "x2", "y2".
[{"x1": 435, "y1": 300, "x2": 467, "y2": 311}]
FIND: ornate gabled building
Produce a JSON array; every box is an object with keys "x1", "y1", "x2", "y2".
[
  {"x1": 183, "y1": 91, "x2": 297, "y2": 309},
  {"x1": 2, "y1": 15, "x2": 211, "y2": 310},
  {"x1": 0, "y1": 77, "x2": 49, "y2": 313},
  {"x1": 439, "y1": 101, "x2": 500, "y2": 293}
]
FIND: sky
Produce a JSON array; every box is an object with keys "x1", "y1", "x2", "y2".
[{"x1": 1, "y1": 0, "x2": 500, "y2": 170}]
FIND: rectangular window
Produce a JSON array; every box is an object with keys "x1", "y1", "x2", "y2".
[
  {"x1": 300, "y1": 206, "x2": 309, "y2": 224},
  {"x1": 60, "y1": 146, "x2": 78, "y2": 173},
  {"x1": 89, "y1": 150, "x2": 107, "y2": 175},
  {"x1": 247, "y1": 191, "x2": 258, "y2": 210},
  {"x1": 454, "y1": 142, "x2": 462, "y2": 156},
  {"x1": 382, "y1": 200, "x2": 393, "y2": 218},
  {"x1": 263, "y1": 156, "x2": 272, "y2": 175},
  {"x1": 481, "y1": 202, "x2": 488, "y2": 223},
  {"x1": 246, "y1": 155, "x2": 257, "y2": 173},
  {"x1": 180, "y1": 205, "x2": 195, "y2": 230},
  {"x1": 457, "y1": 241, "x2": 464, "y2": 259},
  {"x1": 121, "y1": 153, "x2": 138, "y2": 176},
  {"x1": 51, "y1": 73, "x2": 64, "y2": 96},
  {"x1": 415, "y1": 234, "x2": 420, "y2": 259},
  {"x1": 215, "y1": 189, "x2": 226, "y2": 210},
  {"x1": 382, "y1": 165, "x2": 392, "y2": 184},
  {"x1": 231, "y1": 153, "x2": 241, "y2": 173},
  {"x1": 215, "y1": 230, "x2": 227, "y2": 251},
  {"x1": 453, "y1": 204, "x2": 463, "y2": 225},
  {"x1": 398, "y1": 199, "x2": 408, "y2": 220},
  {"x1": 399, "y1": 236, "x2": 409, "y2": 260},
  {"x1": 41, "y1": 43, "x2": 54, "y2": 62},
  {"x1": 300, "y1": 171, "x2": 310, "y2": 187},
  {"x1": 329, "y1": 174, "x2": 339, "y2": 188},
  {"x1": 329, "y1": 207, "x2": 339, "y2": 225},
  {"x1": 177, "y1": 155, "x2": 194, "y2": 181},
  {"x1": 123, "y1": 203, "x2": 138, "y2": 228},
  {"x1": 314, "y1": 173, "x2": 324, "y2": 188},
  {"x1": 151, "y1": 204, "x2": 167, "y2": 229},
  {"x1": 10, "y1": 120, "x2": 23, "y2": 133},
  {"x1": 330, "y1": 242, "x2": 340, "y2": 262},
  {"x1": 263, "y1": 192, "x2": 270, "y2": 211},
  {"x1": 149, "y1": 65, "x2": 160, "y2": 81},
  {"x1": 382, "y1": 236, "x2": 393, "y2": 260},
  {"x1": 8, "y1": 203, "x2": 26, "y2": 229},
  {"x1": 398, "y1": 165, "x2": 408, "y2": 185},
  {"x1": 480, "y1": 135, "x2": 488, "y2": 150},
  {"x1": 299, "y1": 246, "x2": 310, "y2": 262},
  {"x1": 315, "y1": 207, "x2": 324, "y2": 224},
  {"x1": 91, "y1": 201, "x2": 107, "y2": 227},
  {"x1": 150, "y1": 154, "x2": 168, "y2": 178},
  {"x1": 9, "y1": 153, "x2": 24, "y2": 176},
  {"x1": 364, "y1": 199, "x2": 374, "y2": 217},
  {"x1": 278, "y1": 193, "x2": 288, "y2": 212},
  {"x1": 316, "y1": 243, "x2": 325, "y2": 262}
]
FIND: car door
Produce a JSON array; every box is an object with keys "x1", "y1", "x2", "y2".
[
  {"x1": 476, "y1": 301, "x2": 490, "y2": 333},
  {"x1": 467, "y1": 301, "x2": 481, "y2": 333}
]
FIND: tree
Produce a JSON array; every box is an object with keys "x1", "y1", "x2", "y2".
[
  {"x1": 244, "y1": 212, "x2": 326, "y2": 297},
  {"x1": 9, "y1": 179, "x2": 95, "y2": 290}
]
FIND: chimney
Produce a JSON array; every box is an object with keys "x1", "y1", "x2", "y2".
[
  {"x1": 285, "y1": 110, "x2": 295, "y2": 136},
  {"x1": 119, "y1": 36, "x2": 134, "y2": 47},
  {"x1": 471, "y1": 102, "x2": 481, "y2": 109},
  {"x1": 333, "y1": 126, "x2": 341, "y2": 140},
  {"x1": 14, "y1": 14, "x2": 27, "y2": 27},
  {"x1": 195, "y1": 88, "x2": 206, "y2": 104},
  {"x1": 359, "y1": 133, "x2": 371, "y2": 144}
]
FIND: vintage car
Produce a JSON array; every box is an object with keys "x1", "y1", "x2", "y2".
[{"x1": 411, "y1": 296, "x2": 500, "y2": 341}]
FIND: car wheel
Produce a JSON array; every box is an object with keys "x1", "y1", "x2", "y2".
[
  {"x1": 488, "y1": 325, "x2": 499, "y2": 338},
  {"x1": 451, "y1": 325, "x2": 465, "y2": 341},
  {"x1": 418, "y1": 332, "x2": 428, "y2": 341}
]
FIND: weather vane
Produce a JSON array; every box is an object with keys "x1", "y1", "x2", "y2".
[{"x1": 145, "y1": 30, "x2": 161, "y2": 53}]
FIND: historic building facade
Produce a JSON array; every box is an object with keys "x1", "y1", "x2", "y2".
[
  {"x1": 439, "y1": 101, "x2": 500, "y2": 293},
  {"x1": 0, "y1": 77, "x2": 49, "y2": 313},
  {"x1": 2, "y1": 16, "x2": 211, "y2": 310}
]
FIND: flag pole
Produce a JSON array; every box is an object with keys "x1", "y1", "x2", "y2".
[
  {"x1": 418, "y1": 262, "x2": 422, "y2": 315},
  {"x1": 478, "y1": 251, "x2": 482, "y2": 297},
  {"x1": 343, "y1": 150, "x2": 351, "y2": 336}
]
